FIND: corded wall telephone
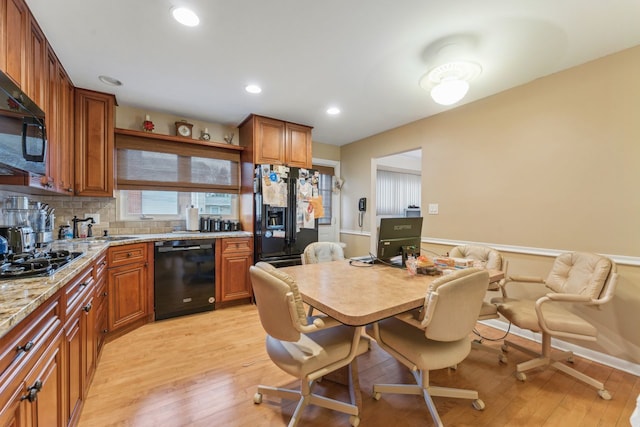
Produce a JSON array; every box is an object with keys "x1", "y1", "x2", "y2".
[{"x1": 358, "y1": 197, "x2": 366, "y2": 227}]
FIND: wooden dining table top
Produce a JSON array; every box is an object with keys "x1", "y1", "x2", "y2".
[{"x1": 280, "y1": 260, "x2": 504, "y2": 327}]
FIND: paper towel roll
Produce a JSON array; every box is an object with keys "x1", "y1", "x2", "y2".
[{"x1": 186, "y1": 206, "x2": 199, "y2": 231}]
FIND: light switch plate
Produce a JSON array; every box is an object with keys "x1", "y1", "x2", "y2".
[
  {"x1": 428, "y1": 203, "x2": 439, "y2": 215},
  {"x1": 85, "y1": 213, "x2": 100, "y2": 224}
]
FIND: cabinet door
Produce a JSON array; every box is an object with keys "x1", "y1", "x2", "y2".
[
  {"x1": 44, "y1": 45, "x2": 59, "y2": 191},
  {"x1": 74, "y1": 88, "x2": 115, "y2": 197},
  {"x1": 24, "y1": 14, "x2": 46, "y2": 109},
  {"x1": 23, "y1": 330, "x2": 64, "y2": 427},
  {"x1": 0, "y1": 381, "x2": 28, "y2": 427},
  {"x1": 108, "y1": 264, "x2": 148, "y2": 331},
  {"x1": 217, "y1": 239, "x2": 253, "y2": 302},
  {"x1": 64, "y1": 313, "x2": 82, "y2": 426},
  {"x1": 0, "y1": 0, "x2": 28, "y2": 87},
  {"x1": 58, "y1": 68, "x2": 74, "y2": 194},
  {"x1": 285, "y1": 123, "x2": 312, "y2": 169},
  {"x1": 254, "y1": 116, "x2": 286, "y2": 165}
]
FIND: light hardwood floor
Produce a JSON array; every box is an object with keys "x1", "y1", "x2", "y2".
[{"x1": 78, "y1": 304, "x2": 639, "y2": 427}]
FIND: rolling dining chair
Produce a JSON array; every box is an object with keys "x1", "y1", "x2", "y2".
[
  {"x1": 301, "y1": 242, "x2": 346, "y2": 317},
  {"x1": 491, "y1": 252, "x2": 618, "y2": 399},
  {"x1": 301, "y1": 241, "x2": 345, "y2": 264},
  {"x1": 249, "y1": 262, "x2": 369, "y2": 427},
  {"x1": 366, "y1": 268, "x2": 490, "y2": 427},
  {"x1": 449, "y1": 245, "x2": 508, "y2": 362}
]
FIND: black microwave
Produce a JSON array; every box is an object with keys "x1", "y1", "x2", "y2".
[{"x1": 0, "y1": 70, "x2": 47, "y2": 176}]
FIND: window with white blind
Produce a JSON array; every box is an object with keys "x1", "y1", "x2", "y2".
[{"x1": 376, "y1": 169, "x2": 421, "y2": 216}]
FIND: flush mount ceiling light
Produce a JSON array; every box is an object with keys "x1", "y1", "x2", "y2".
[
  {"x1": 245, "y1": 84, "x2": 262, "y2": 94},
  {"x1": 326, "y1": 107, "x2": 341, "y2": 115},
  {"x1": 419, "y1": 61, "x2": 481, "y2": 106},
  {"x1": 98, "y1": 75, "x2": 122, "y2": 86},
  {"x1": 171, "y1": 7, "x2": 200, "y2": 27}
]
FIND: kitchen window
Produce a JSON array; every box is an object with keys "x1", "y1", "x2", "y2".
[
  {"x1": 313, "y1": 165, "x2": 333, "y2": 226},
  {"x1": 115, "y1": 133, "x2": 240, "y2": 220}
]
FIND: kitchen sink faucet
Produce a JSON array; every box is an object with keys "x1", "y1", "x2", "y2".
[{"x1": 72, "y1": 216, "x2": 95, "y2": 238}]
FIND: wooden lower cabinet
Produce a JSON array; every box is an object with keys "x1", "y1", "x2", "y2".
[
  {"x1": 216, "y1": 237, "x2": 253, "y2": 306},
  {"x1": 63, "y1": 264, "x2": 95, "y2": 427},
  {"x1": 107, "y1": 243, "x2": 152, "y2": 334},
  {"x1": 0, "y1": 294, "x2": 64, "y2": 427}
]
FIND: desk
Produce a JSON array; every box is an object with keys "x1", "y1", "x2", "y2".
[{"x1": 280, "y1": 260, "x2": 504, "y2": 326}]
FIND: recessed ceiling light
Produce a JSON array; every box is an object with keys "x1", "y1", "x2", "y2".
[
  {"x1": 172, "y1": 7, "x2": 200, "y2": 27},
  {"x1": 326, "y1": 107, "x2": 341, "y2": 115},
  {"x1": 98, "y1": 75, "x2": 122, "y2": 86},
  {"x1": 245, "y1": 84, "x2": 262, "y2": 94}
]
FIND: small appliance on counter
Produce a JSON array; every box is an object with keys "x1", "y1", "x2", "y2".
[{"x1": 1, "y1": 196, "x2": 54, "y2": 249}]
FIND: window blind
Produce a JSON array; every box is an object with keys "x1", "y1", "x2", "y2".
[{"x1": 115, "y1": 134, "x2": 240, "y2": 193}]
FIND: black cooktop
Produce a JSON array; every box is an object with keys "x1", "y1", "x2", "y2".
[{"x1": 0, "y1": 250, "x2": 84, "y2": 280}]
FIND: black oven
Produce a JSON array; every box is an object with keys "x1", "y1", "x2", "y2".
[{"x1": 154, "y1": 240, "x2": 216, "y2": 320}]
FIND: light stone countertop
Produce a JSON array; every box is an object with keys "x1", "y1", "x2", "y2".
[{"x1": 0, "y1": 231, "x2": 251, "y2": 339}]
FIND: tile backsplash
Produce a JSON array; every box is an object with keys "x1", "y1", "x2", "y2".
[{"x1": 0, "y1": 190, "x2": 185, "y2": 236}]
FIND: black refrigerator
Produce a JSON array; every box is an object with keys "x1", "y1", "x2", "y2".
[{"x1": 254, "y1": 164, "x2": 319, "y2": 267}]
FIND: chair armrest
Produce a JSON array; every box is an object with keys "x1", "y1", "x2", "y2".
[
  {"x1": 543, "y1": 293, "x2": 592, "y2": 303},
  {"x1": 508, "y1": 275, "x2": 545, "y2": 283}
]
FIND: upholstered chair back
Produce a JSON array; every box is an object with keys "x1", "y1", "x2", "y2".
[
  {"x1": 302, "y1": 242, "x2": 345, "y2": 264},
  {"x1": 250, "y1": 262, "x2": 309, "y2": 342},
  {"x1": 420, "y1": 268, "x2": 489, "y2": 342},
  {"x1": 544, "y1": 252, "x2": 613, "y2": 299},
  {"x1": 449, "y1": 245, "x2": 503, "y2": 270}
]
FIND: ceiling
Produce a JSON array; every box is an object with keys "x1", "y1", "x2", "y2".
[{"x1": 25, "y1": 0, "x2": 640, "y2": 146}]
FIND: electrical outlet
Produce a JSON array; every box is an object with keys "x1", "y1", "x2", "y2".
[
  {"x1": 85, "y1": 213, "x2": 100, "y2": 224},
  {"x1": 428, "y1": 203, "x2": 439, "y2": 215}
]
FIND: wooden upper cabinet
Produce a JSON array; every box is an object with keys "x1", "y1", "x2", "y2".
[
  {"x1": 74, "y1": 88, "x2": 115, "y2": 197},
  {"x1": 285, "y1": 122, "x2": 313, "y2": 168},
  {"x1": 254, "y1": 116, "x2": 286, "y2": 165},
  {"x1": 24, "y1": 13, "x2": 46, "y2": 108},
  {"x1": 0, "y1": 0, "x2": 28, "y2": 87},
  {"x1": 239, "y1": 114, "x2": 313, "y2": 168}
]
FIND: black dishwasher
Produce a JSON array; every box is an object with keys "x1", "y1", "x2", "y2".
[{"x1": 154, "y1": 240, "x2": 216, "y2": 320}]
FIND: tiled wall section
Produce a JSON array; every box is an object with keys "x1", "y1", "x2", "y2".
[{"x1": 0, "y1": 189, "x2": 186, "y2": 236}]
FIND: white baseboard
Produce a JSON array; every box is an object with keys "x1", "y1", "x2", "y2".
[{"x1": 482, "y1": 319, "x2": 640, "y2": 376}]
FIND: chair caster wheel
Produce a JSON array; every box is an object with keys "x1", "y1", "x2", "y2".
[
  {"x1": 253, "y1": 392, "x2": 263, "y2": 404},
  {"x1": 373, "y1": 391, "x2": 382, "y2": 401},
  {"x1": 498, "y1": 353, "x2": 508, "y2": 364},
  {"x1": 598, "y1": 389, "x2": 612, "y2": 400},
  {"x1": 501, "y1": 344, "x2": 509, "y2": 352},
  {"x1": 449, "y1": 364, "x2": 458, "y2": 371},
  {"x1": 567, "y1": 356, "x2": 574, "y2": 364},
  {"x1": 349, "y1": 415, "x2": 360, "y2": 426},
  {"x1": 516, "y1": 372, "x2": 527, "y2": 382},
  {"x1": 472, "y1": 399, "x2": 485, "y2": 411}
]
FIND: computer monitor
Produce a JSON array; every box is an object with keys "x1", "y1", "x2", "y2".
[{"x1": 376, "y1": 217, "x2": 423, "y2": 267}]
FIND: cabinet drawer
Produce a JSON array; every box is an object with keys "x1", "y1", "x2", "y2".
[
  {"x1": 0, "y1": 296, "x2": 61, "y2": 385},
  {"x1": 94, "y1": 251, "x2": 108, "y2": 278},
  {"x1": 65, "y1": 265, "x2": 95, "y2": 316},
  {"x1": 220, "y1": 238, "x2": 252, "y2": 254},
  {"x1": 108, "y1": 243, "x2": 147, "y2": 268}
]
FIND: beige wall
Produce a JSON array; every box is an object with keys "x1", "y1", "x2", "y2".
[
  {"x1": 339, "y1": 46, "x2": 640, "y2": 367},
  {"x1": 312, "y1": 141, "x2": 341, "y2": 162}
]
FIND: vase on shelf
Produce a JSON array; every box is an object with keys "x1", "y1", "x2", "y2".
[{"x1": 142, "y1": 115, "x2": 154, "y2": 132}]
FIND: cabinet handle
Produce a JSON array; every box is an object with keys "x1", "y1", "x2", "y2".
[
  {"x1": 16, "y1": 340, "x2": 35, "y2": 353},
  {"x1": 127, "y1": 252, "x2": 132, "y2": 257},
  {"x1": 20, "y1": 380, "x2": 43, "y2": 403},
  {"x1": 67, "y1": 188, "x2": 73, "y2": 193},
  {"x1": 79, "y1": 282, "x2": 88, "y2": 288},
  {"x1": 83, "y1": 303, "x2": 92, "y2": 313},
  {"x1": 102, "y1": 291, "x2": 108, "y2": 297},
  {"x1": 102, "y1": 329, "x2": 108, "y2": 334}
]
